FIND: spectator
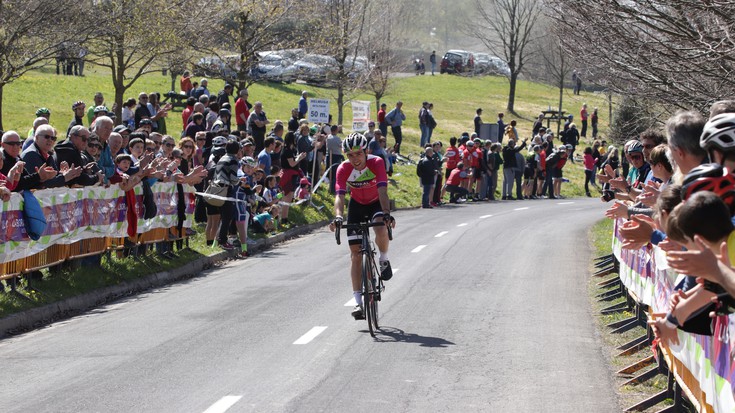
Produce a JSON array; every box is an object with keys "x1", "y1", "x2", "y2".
[
  {"x1": 580, "y1": 104, "x2": 589, "y2": 138},
  {"x1": 21, "y1": 125, "x2": 82, "y2": 188},
  {"x1": 377, "y1": 103, "x2": 388, "y2": 137},
  {"x1": 180, "y1": 70, "x2": 193, "y2": 95},
  {"x1": 419, "y1": 101, "x2": 430, "y2": 147},
  {"x1": 192, "y1": 78, "x2": 210, "y2": 99},
  {"x1": 429, "y1": 51, "x2": 437, "y2": 75},
  {"x1": 185, "y1": 113, "x2": 206, "y2": 140},
  {"x1": 497, "y1": 113, "x2": 506, "y2": 144},
  {"x1": 213, "y1": 140, "x2": 242, "y2": 250},
  {"x1": 288, "y1": 108, "x2": 300, "y2": 133},
  {"x1": 583, "y1": 147, "x2": 595, "y2": 197},
  {"x1": 474, "y1": 108, "x2": 483, "y2": 136},
  {"x1": 431, "y1": 141, "x2": 443, "y2": 205},
  {"x1": 532, "y1": 113, "x2": 544, "y2": 137},
  {"x1": 522, "y1": 145, "x2": 539, "y2": 199},
  {"x1": 247, "y1": 101, "x2": 269, "y2": 154},
  {"x1": 211, "y1": 108, "x2": 230, "y2": 135},
  {"x1": 121, "y1": 98, "x2": 136, "y2": 129},
  {"x1": 565, "y1": 123, "x2": 580, "y2": 163},
  {"x1": 427, "y1": 103, "x2": 437, "y2": 142},
  {"x1": 147, "y1": 92, "x2": 170, "y2": 134},
  {"x1": 298, "y1": 91, "x2": 308, "y2": 118},
  {"x1": 591, "y1": 107, "x2": 599, "y2": 138},
  {"x1": 235, "y1": 89, "x2": 252, "y2": 132},
  {"x1": 514, "y1": 148, "x2": 525, "y2": 200},
  {"x1": 83, "y1": 135, "x2": 102, "y2": 164},
  {"x1": 417, "y1": 146, "x2": 437, "y2": 208},
  {"x1": 134, "y1": 92, "x2": 152, "y2": 129},
  {"x1": 279, "y1": 132, "x2": 307, "y2": 226},
  {"x1": 217, "y1": 84, "x2": 233, "y2": 107},
  {"x1": 501, "y1": 138, "x2": 527, "y2": 200},
  {"x1": 53, "y1": 125, "x2": 101, "y2": 186},
  {"x1": 258, "y1": 137, "x2": 275, "y2": 174},
  {"x1": 182, "y1": 97, "x2": 196, "y2": 131},
  {"x1": 1, "y1": 131, "x2": 54, "y2": 191},
  {"x1": 444, "y1": 162, "x2": 469, "y2": 203},
  {"x1": 462, "y1": 139, "x2": 480, "y2": 198},
  {"x1": 667, "y1": 110, "x2": 708, "y2": 176},
  {"x1": 67, "y1": 101, "x2": 86, "y2": 136},
  {"x1": 385, "y1": 101, "x2": 406, "y2": 154},
  {"x1": 326, "y1": 125, "x2": 343, "y2": 194},
  {"x1": 87, "y1": 92, "x2": 104, "y2": 124},
  {"x1": 22, "y1": 117, "x2": 49, "y2": 151},
  {"x1": 478, "y1": 140, "x2": 493, "y2": 200}
]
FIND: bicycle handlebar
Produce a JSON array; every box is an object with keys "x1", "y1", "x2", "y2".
[{"x1": 335, "y1": 221, "x2": 393, "y2": 245}]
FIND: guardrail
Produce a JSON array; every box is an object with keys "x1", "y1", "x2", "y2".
[
  {"x1": 0, "y1": 182, "x2": 196, "y2": 285},
  {"x1": 602, "y1": 218, "x2": 734, "y2": 412}
]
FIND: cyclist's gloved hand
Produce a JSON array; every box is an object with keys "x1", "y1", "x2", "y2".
[
  {"x1": 383, "y1": 213, "x2": 395, "y2": 227},
  {"x1": 330, "y1": 216, "x2": 343, "y2": 233}
]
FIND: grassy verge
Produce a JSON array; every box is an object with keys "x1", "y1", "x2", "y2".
[{"x1": 588, "y1": 219, "x2": 672, "y2": 412}]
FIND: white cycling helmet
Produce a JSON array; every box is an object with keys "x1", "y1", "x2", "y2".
[
  {"x1": 701, "y1": 112, "x2": 735, "y2": 152},
  {"x1": 342, "y1": 132, "x2": 368, "y2": 153}
]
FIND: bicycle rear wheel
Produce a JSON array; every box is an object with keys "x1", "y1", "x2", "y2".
[
  {"x1": 362, "y1": 252, "x2": 378, "y2": 337},
  {"x1": 368, "y1": 255, "x2": 380, "y2": 331}
]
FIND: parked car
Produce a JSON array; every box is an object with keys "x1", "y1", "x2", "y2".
[
  {"x1": 440, "y1": 50, "x2": 474, "y2": 74},
  {"x1": 488, "y1": 56, "x2": 511, "y2": 77},
  {"x1": 255, "y1": 52, "x2": 297, "y2": 82},
  {"x1": 293, "y1": 54, "x2": 337, "y2": 83}
]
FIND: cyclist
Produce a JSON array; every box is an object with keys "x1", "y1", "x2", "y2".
[{"x1": 329, "y1": 133, "x2": 396, "y2": 320}]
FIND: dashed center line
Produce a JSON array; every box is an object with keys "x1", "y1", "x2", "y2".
[
  {"x1": 203, "y1": 396, "x2": 243, "y2": 413},
  {"x1": 514, "y1": 207, "x2": 529, "y2": 211},
  {"x1": 457, "y1": 223, "x2": 468, "y2": 227},
  {"x1": 435, "y1": 231, "x2": 449, "y2": 238},
  {"x1": 411, "y1": 245, "x2": 427, "y2": 253},
  {"x1": 293, "y1": 326, "x2": 328, "y2": 345},
  {"x1": 557, "y1": 202, "x2": 574, "y2": 205},
  {"x1": 480, "y1": 214, "x2": 493, "y2": 219}
]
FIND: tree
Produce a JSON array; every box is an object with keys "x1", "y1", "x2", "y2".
[
  {"x1": 83, "y1": 0, "x2": 202, "y2": 124},
  {"x1": 362, "y1": 0, "x2": 402, "y2": 112},
  {"x1": 469, "y1": 0, "x2": 542, "y2": 113},
  {"x1": 536, "y1": 32, "x2": 572, "y2": 136},
  {"x1": 548, "y1": 0, "x2": 735, "y2": 114},
  {"x1": 0, "y1": 0, "x2": 83, "y2": 130},
  {"x1": 307, "y1": 0, "x2": 371, "y2": 125},
  {"x1": 197, "y1": 0, "x2": 298, "y2": 93}
]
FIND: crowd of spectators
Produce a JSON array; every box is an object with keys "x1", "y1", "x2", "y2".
[{"x1": 602, "y1": 100, "x2": 735, "y2": 347}]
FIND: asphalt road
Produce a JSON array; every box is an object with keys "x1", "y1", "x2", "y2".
[{"x1": 0, "y1": 197, "x2": 618, "y2": 413}]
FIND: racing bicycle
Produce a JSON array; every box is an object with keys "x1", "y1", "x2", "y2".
[{"x1": 335, "y1": 220, "x2": 392, "y2": 337}]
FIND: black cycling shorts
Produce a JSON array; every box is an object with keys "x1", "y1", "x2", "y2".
[{"x1": 346, "y1": 198, "x2": 384, "y2": 245}]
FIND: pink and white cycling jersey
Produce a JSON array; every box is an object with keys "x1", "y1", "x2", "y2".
[{"x1": 335, "y1": 154, "x2": 388, "y2": 205}]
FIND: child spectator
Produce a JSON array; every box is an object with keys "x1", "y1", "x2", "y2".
[
  {"x1": 583, "y1": 146, "x2": 595, "y2": 197},
  {"x1": 297, "y1": 177, "x2": 311, "y2": 201},
  {"x1": 252, "y1": 205, "x2": 277, "y2": 234}
]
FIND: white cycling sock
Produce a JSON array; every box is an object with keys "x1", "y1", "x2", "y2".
[
  {"x1": 379, "y1": 251, "x2": 389, "y2": 262},
  {"x1": 353, "y1": 291, "x2": 362, "y2": 307}
]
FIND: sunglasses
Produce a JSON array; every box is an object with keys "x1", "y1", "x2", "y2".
[
  {"x1": 3, "y1": 141, "x2": 21, "y2": 146},
  {"x1": 38, "y1": 134, "x2": 57, "y2": 141},
  {"x1": 145, "y1": 147, "x2": 155, "y2": 152},
  {"x1": 164, "y1": 143, "x2": 175, "y2": 148},
  {"x1": 88, "y1": 144, "x2": 101, "y2": 149},
  {"x1": 630, "y1": 154, "x2": 643, "y2": 160}
]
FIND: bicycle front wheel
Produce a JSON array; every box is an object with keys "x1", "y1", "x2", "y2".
[{"x1": 362, "y1": 252, "x2": 378, "y2": 337}]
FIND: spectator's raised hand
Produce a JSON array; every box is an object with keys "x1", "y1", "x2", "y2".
[
  {"x1": 609, "y1": 176, "x2": 627, "y2": 191},
  {"x1": 619, "y1": 214, "x2": 655, "y2": 249},
  {"x1": 36, "y1": 165, "x2": 57, "y2": 182},
  {"x1": 59, "y1": 161, "x2": 70, "y2": 174},
  {"x1": 63, "y1": 165, "x2": 83, "y2": 182},
  {"x1": 597, "y1": 173, "x2": 611, "y2": 184},
  {"x1": 649, "y1": 317, "x2": 680, "y2": 346},
  {"x1": 667, "y1": 235, "x2": 722, "y2": 281},
  {"x1": 0, "y1": 185, "x2": 11, "y2": 202},
  {"x1": 605, "y1": 201, "x2": 629, "y2": 219},
  {"x1": 658, "y1": 237, "x2": 683, "y2": 252}
]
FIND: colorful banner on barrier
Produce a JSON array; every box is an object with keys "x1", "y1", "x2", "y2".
[
  {"x1": 0, "y1": 182, "x2": 194, "y2": 264},
  {"x1": 612, "y1": 218, "x2": 735, "y2": 412}
]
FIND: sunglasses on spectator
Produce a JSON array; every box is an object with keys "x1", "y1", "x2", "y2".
[
  {"x1": 38, "y1": 134, "x2": 57, "y2": 141},
  {"x1": 74, "y1": 134, "x2": 89, "y2": 142},
  {"x1": 88, "y1": 144, "x2": 101, "y2": 149},
  {"x1": 3, "y1": 141, "x2": 21, "y2": 146},
  {"x1": 145, "y1": 147, "x2": 156, "y2": 152},
  {"x1": 630, "y1": 154, "x2": 643, "y2": 160},
  {"x1": 164, "y1": 143, "x2": 175, "y2": 148}
]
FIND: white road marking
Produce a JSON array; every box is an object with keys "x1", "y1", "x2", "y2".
[
  {"x1": 435, "y1": 231, "x2": 449, "y2": 238},
  {"x1": 514, "y1": 207, "x2": 529, "y2": 211},
  {"x1": 203, "y1": 396, "x2": 243, "y2": 413},
  {"x1": 480, "y1": 214, "x2": 493, "y2": 219},
  {"x1": 557, "y1": 202, "x2": 574, "y2": 205},
  {"x1": 293, "y1": 326, "x2": 328, "y2": 345},
  {"x1": 411, "y1": 245, "x2": 427, "y2": 253},
  {"x1": 457, "y1": 223, "x2": 468, "y2": 227}
]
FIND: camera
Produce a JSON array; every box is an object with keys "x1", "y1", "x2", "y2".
[{"x1": 602, "y1": 189, "x2": 615, "y2": 202}]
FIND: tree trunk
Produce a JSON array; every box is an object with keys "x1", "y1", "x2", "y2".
[
  {"x1": 507, "y1": 73, "x2": 517, "y2": 113},
  {"x1": 558, "y1": 79, "x2": 564, "y2": 136},
  {"x1": 0, "y1": 85, "x2": 4, "y2": 131},
  {"x1": 337, "y1": 84, "x2": 344, "y2": 126}
]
